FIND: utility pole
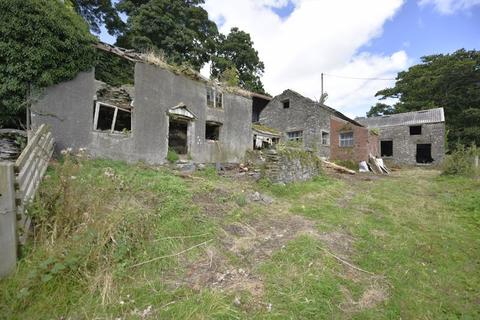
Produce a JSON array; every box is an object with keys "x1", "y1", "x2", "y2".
[{"x1": 321, "y1": 73, "x2": 324, "y2": 97}]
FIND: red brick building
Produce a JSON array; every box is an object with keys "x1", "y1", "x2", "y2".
[{"x1": 329, "y1": 116, "x2": 379, "y2": 163}]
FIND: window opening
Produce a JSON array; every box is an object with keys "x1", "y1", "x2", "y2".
[
  {"x1": 215, "y1": 92, "x2": 223, "y2": 109},
  {"x1": 381, "y1": 140, "x2": 393, "y2": 157},
  {"x1": 206, "y1": 122, "x2": 221, "y2": 141},
  {"x1": 206, "y1": 87, "x2": 215, "y2": 108},
  {"x1": 287, "y1": 130, "x2": 303, "y2": 141},
  {"x1": 321, "y1": 131, "x2": 329, "y2": 145},
  {"x1": 94, "y1": 102, "x2": 131, "y2": 133},
  {"x1": 410, "y1": 125, "x2": 422, "y2": 135},
  {"x1": 282, "y1": 99, "x2": 290, "y2": 109},
  {"x1": 207, "y1": 87, "x2": 223, "y2": 108},
  {"x1": 339, "y1": 131, "x2": 354, "y2": 147}
]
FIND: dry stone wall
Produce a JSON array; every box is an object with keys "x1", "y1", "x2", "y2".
[{"x1": 247, "y1": 148, "x2": 322, "y2": 184}]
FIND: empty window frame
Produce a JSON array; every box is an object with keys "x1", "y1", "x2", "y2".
[
  {"x1": 410, "y1": 125, "x2": 422, "y2": 135},
  {"x1": 381, "y1": 140, "x2": 393, "y2": 157},
  {"x1": 206, "y1": 87, "x2": 223, "y2": 108},
  {"x1": 287, "y1": 130, "x2": 303, "y2": 141},
  {"x1": 339, "y1": 131, "x2": 354, "y2": 147},
  {"x1": 205, "y1": 122, "x2": 221, "y2": 141},
  {"x1": 282, "y1": 99, "x2": 290, "y2": 109},
  {"x1": 93, "y1": 102, "x2": 131, "y2": 133},
  {"x1": 206, "y1": 87, "x2": 215, "y2": 108},
  {"x1": 321, "y1": 131, "x2": 330, "y2": 145}
]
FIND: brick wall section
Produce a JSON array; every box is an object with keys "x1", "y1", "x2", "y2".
[{"x1": 330, "y1": 116, "x2": 378, "y2": 163}]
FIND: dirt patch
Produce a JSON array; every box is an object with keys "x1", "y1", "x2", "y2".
[
  {"x1": 318, "y1": 231, "x2": 355, "y2": 259},
  {"x1": 192, "y1": 189, "x2": 234, "y2": 218},
  {"x1": 339, "y1": 283, "x2": 389, "y2": 312},
  {"x1": 223, "y1": 215, "x2": 319, "y2": 262},
  {"x1": 176, "y1": 214, "x2": 319, "y2": 298}
]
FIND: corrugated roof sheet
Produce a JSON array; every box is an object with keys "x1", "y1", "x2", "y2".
[{"x1": 356, "y1": 108, "x2": 445, "y2": 128}]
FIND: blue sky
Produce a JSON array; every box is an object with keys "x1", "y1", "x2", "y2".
[
  {"x1": 100, "y1": 0, "x2": 480, "y2": 117},
  {"x1": 361, "y1": 0, "x2": 479, "y2": 62}
]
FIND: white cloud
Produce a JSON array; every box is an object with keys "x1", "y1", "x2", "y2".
[
  {"x1": 419, "y1": 0, "x2": 480, "y2": 14},
  {"x1": 203, "y1": 0, "x2": 408, "y2": 117}
]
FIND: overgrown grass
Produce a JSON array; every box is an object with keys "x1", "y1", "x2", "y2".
[{"x1": 0, "y1": 158, "x2": 478, "y2": 319}]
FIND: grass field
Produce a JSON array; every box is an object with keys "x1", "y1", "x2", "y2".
[{"x1": 1, "y1": 157, "x2": 479, "y2": 319}]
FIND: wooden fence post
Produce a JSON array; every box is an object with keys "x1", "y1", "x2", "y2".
[{"x1": 0, "y1": 162, "x2": 17, "y2": 277}]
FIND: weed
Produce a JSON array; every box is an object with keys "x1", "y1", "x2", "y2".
[
  {"x1": 166, "y1": 148, "x2": 179, "y2": 163},
  {"x1": 442, "y1": 144, "x2": 479, "y2": 177}
]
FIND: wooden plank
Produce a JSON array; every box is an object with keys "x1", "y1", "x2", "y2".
[
  {"x1": 18, "y1": 133, "x2": 52, "y2": 188},
  {"x1": 15, "y1": 124, "x2": 47, "y2": 169},
  {"x1": 21, "y1": 139, "x2": 52, "y2": 204},
  {"x1": 111, "y1": 107, "x2": 118, "y2": 133}
]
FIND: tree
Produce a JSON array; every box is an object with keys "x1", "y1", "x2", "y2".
[
  {"x1": 211, "y1": 28, "x2": 266, "y2": 94},
  {"x1": 0, "y1": 0, "x2": 97, "y2": 128},
  {"x1": 67, "y1": 0, "x2": 125, "y2": 35},
  {"x1": 366, "y1": 103, "x2": 395, "y2": 117},
  {"x1": 367, "y1": 49, "x2": 480, "y2": 148},
  {"x1": 116, "y1": 0, "x2": 219, "y2": 71}
]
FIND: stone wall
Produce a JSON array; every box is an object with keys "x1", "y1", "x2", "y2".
[
  {"x1": 248, "y1": 148, "x2": 322, "y2": 184},
  {"x1": 377, "y1": 122, "x2": 445, "y2": 165},
  {"x1": 259, "y1": 90, "x2": 332, "y2": 157}
]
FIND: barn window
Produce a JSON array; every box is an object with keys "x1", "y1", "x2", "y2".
[
  {"x1": 410, "y1": 125, "x2": 422, "y2": 135},
  {"x1": 339, "y1": 131, "x2": 354, "y2": 147},
  {"x1": 93, "y1": 102, "x2": 131, "y2": 133},
  {"x1": 282, "y1": 99, "x2": 290, "y2": 109}
]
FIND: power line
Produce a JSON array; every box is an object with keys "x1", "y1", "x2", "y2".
[{"x1": 323, "y1": 73, "x2": 396, "y2": 81}]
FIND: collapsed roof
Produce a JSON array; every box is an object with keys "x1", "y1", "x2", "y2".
[{"x1": 95, "y1": 42, "x2": 271, "y2": 101}]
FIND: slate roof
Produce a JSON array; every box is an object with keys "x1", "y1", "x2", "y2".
[
  {"x1": 282, "y1": 89, "x2": 364, "y2": 127},
  {"x1": 356, "y1": 107, "x2": 445, "y2": 128}
]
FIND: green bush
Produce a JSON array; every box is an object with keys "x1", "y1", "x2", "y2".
[
  {"x1": 442, "y1": 145, "x2": 479, "y2": 177},
  {"x1": 166, "y1": 148, "x2": 179, "y2": 163},
  {"x1": 0, "y1": 0, "x2": 96, "y2": 128}
]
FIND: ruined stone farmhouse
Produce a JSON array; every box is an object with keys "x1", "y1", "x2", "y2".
[
  {"x1": 29, "y1": 43, "x2": 444, "y2": 167},
  {"x1": 257, "y1": 89, "x2": 379, "y2": 162},
  {"x1": 30, "y1": 44, "x2": 272, "y2": 164},
  {"x1": 357, "y1": 108, "x2": 445, "y2": 165}
]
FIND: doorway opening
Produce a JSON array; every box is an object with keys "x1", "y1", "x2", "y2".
[
  {"x1": 416, "y1": 144, "x2": 433, "y2": 164},
  {"x1": 168, "y1": 119, "x2": 188, "y2": 155}
]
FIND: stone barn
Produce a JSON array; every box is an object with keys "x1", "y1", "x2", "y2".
[{"x1": 357, "y1": 108, "x2": 445, "y2": 165}]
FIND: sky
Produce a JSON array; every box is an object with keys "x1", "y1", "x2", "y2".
[{"x1": 100, "y1": 0, "x2": 480, "y2": 118}]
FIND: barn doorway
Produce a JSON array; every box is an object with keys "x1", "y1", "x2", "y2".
[
  {"x1": 416, "y1": 144, "x2": 433, "y2": 164},
  {"x1": 168, "y1": 119, "x2": 188, "y2": 155}
]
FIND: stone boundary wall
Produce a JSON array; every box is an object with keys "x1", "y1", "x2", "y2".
[{"x1": 247, "y1": 148, "x2": 322, "y2": 184}]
